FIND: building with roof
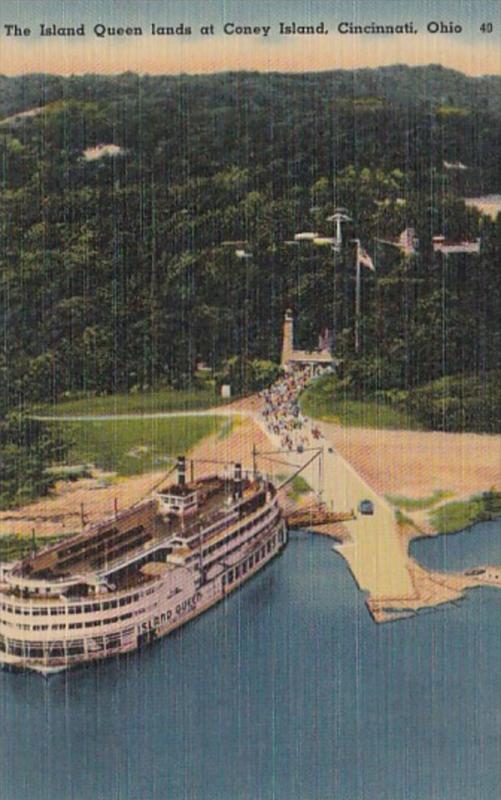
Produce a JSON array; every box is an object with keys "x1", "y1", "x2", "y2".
[{"x1": 432, "y1": 235, "x2": 481, "y2": 255}]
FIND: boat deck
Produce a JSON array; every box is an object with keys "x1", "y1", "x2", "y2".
[{"x1": 14, "y1": 477, "x2": 261, "y2": 582}]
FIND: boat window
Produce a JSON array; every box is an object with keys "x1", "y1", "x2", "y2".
[
  {"x1": 67, "y1": 644, "x2": 84, "y2": 655},
  {"x1": 27, "y1": 645, "x2": 44, "y2": 658}
]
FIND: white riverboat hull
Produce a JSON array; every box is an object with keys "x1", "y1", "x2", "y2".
[{"x1": 1, "y1": 513, "x2": 287, "y2": 675}]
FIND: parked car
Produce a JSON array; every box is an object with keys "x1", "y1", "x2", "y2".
[{"x1": 358, "y1": 499, "x2": 374, "y2": 515}]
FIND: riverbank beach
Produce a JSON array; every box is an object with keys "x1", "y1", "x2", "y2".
[{"x1": 1, "y1": 367, "x2": 499, "y2": 624}]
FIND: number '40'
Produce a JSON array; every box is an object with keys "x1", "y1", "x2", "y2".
[{"x1": 480, "y1": 23, "x2": 493, "y2": 33}]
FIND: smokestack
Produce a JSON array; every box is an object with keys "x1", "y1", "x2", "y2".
[
  {"x1": 234, "y1": 462, "x2": 243, "y2": 499},
  {"x1": 177, "y1": 455, "x2": 186, "y2": 486}
]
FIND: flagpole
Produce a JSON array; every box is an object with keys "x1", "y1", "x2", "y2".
[
  {"x1": 354, "y1": 239, "x2": 361, "y2": 354},
  {"x1": 336, "y1": 216, "x2": 342, "y2": 247}
]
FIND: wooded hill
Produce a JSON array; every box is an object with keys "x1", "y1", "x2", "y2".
[{"x1": 0, "y1": 66, "x2": 499, "y2": 431}]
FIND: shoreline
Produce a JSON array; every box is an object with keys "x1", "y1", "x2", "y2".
[{"x1": 0, "y1": 402, "x2": 499, "y2": 623}]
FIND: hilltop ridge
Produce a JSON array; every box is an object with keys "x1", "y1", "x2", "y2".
[{"x1": 0, "y1": 64, "x2": 501, "y2": 120}]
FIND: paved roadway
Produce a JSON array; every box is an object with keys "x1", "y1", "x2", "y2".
[{"x1": 252, "y1": 416, "x2": 416, "y2": 602}]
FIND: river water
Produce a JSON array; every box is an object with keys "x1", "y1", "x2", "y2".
[
  {"x1": 0, "y1": 530, "x2": 499, "y2": 800},
  {"x1": 411, "y1": 519, "x2": 501, "y2": 573}
]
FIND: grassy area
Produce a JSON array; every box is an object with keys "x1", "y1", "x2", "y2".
[
  {"x1": 386, "y1": 490, "x2": 453, "y2": 510},
  {"x1": 49, "y1": 416, "x2": 228, "y2": 477},
  {"x1": 288, "y1": 476, "x2": 312, "y2": 501},
  {"x1": 216, "y1": 418, "x2": 237, "y2": 440},
  {"x1": 406, "y1": 371, "x2": 501, "y2": 434},
  {"x1": 0, "y1": 534, "x2": 67, "y2": 562},
  {"x1": 429, "y1": 491, "x2": 501, "y2": 534},
  {"x1": 35, "y1": 386, "x2": 231, "y2": 417},
  {"x1": 301, "y1": 378, "x2": 422, "y2": 430},
  {"x1": 394, "y1": 510, "x2": 421, "y2": 531},
  {"x1": 302, "y1": 372, "x2": 500, "y2": 434}
]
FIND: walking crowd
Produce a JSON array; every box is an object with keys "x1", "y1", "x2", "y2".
[{"x1": 260, "y1": 364, "x2": 327, "y2": 451}]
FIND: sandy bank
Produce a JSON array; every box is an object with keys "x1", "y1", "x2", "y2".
[
  {"x1": 1, "y1": 403, "x2": 499, "y2": 625},
  {"x1": 315, "y1": 422, "x2": 500, "y2": 619},
  {"x1": 0, "y1": 416, "x2": 269, "y2": 538},
  {"x1": 318, "y1": 422, "x2": 500, "y2": 502},
  {"x1": 0, "y1": 471, "x2": 168, "y2": 537}
]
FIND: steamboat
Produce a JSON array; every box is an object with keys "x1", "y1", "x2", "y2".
[{"x1": 0, "y1": 457, "x2": 287, "y2": 675}]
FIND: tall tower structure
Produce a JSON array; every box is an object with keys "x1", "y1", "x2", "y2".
[
  {"x1": 326, "y1": 208, "x2": 352, "y2": 251},
  {"x1": 281, "y1": 309, "x2": 294, "y2": 367},
  {"x1": 280, "y1": 309, "x2": 334, "y2": 371}
]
